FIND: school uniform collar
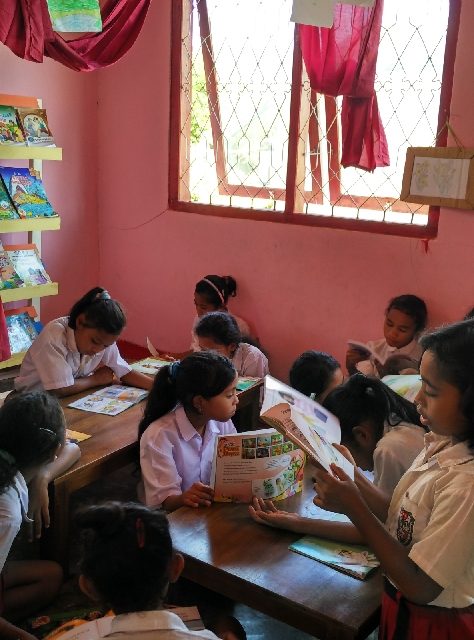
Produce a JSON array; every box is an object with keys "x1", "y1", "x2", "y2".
[
  {"x1": 421, "y1": 432, "x2": 474, "y2": 468},
  {"x1": 175, "y1": 405, "x2": 220, "y2": 442},
  {"x1": 87, "y1": 610, "x2": 192, "y2": 637}
]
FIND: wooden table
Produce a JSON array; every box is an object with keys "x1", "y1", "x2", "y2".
[
  {"x1": 168, "y1": 473, "x2": 382, "y2": 640},
  {"x1": 45, "y1": 381, "x2": 263, "y2": 570}
]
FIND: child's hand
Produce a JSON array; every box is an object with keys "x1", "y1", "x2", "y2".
[
  {"x1": 332, "y1": 443, "x2": 357, "y2": 467},
  {"x1": 345, "y1": 348, "x2": 366, "y2": 374},
  {"x1": 313, "y1": 465, "x2": 363, "y2": 516},
  {"x1": 249, "y1": 497, "x2": 303, "y2": 532},
  {"x1": 182, "y1": 482, "x2": 214, "y2": 508},
  {"x1": 92, "y1": 366, "x2": 117, "y2": 386},
  {"x1": 27, "y1": 472, "x2": 51, "y2": 540}
]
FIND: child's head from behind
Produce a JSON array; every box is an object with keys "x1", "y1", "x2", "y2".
[
  {"x1": 195, "y1": 311, "x2": 241, "y2": 358},
  {"x1": 139, "y1": 351, "x2": 238, "y2": 439},
  {"x1": 68, "y1": 287, "x2": 126, "y2": 356},
  {"x1": 384, "y1": 294, "x2": 427, "y2": 349},
  {"x1": 0, "y1": 392, "x2": 65, "y2": 491},
  {"x1": 323, "y1": 374, "x2": 421, "y2": 470},
  {"x1": 76, "y1": 502, "x2": 181, "y2": 614},
  {"x1": 417, "y1": 319, "x2": 474, "y2": 447},
  {"x1": 289, "y1": 351, "x2": 343, "y2": 403},
  {"x1": 194, "y1": 275, "x2": 237, "y2": 317}
]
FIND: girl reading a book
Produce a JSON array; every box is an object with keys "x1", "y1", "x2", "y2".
[
  {"x1": 255, "y1": 320, "x2": 474, "y2": 639},
  {"x1": 14, "y1": 287, "x2": 153, "y2": 397},
  {"x1": 346, "y1": 294, "x2": 428, "y2": 377},
  {"x1": 0, "y1": 392, "x2": 76, "y2": 640},
  {"x1": 195, "y1": 312, "x2": 268, "y2": 378},
  {"x1": 139, "y1": 352, "x2": 238, "y2": 511}
]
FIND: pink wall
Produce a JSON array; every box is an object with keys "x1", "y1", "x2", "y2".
[{"x1": 0, "y1": 45, "x2": 99, "y2": 320}]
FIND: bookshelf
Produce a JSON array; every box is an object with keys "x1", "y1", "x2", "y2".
[{"x1": 0, "y1": 94, "x2": 61, "y2": 370}]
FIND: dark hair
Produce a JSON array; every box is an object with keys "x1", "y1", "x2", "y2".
[
  {"x1": 68, "y1": 287, "x2": 126, "y2": 335},
  {"x1": 76, "y1": 502, "x2": 172, "y2": 613},
  {"x1": 464, "y1": 307, "x2": 474, "y2": 321},
  {"x1": 323, "y1": 374, "x2": 423, "y2": 444},
  {"x1": 0, "y1": 392, "x2": 65, "y2": 493},
  {"x1": 195, "y1": 311, "x2": 241, "y2": 348},
  {"x1": 194, "y1": 275, "x2": 237, "y2": 308},
  {"x1": 386, "y1": 294, "x2": 428, "y2": 332},
  {"x1": 289, "y1": 351, "x2": 341, "y2": 400},
  {"x1": 420, "y1": 319, "x2": 474, "y2": 448},
  {"x1": 138, "y1": 351, "x2": 236, "y2": 440}
]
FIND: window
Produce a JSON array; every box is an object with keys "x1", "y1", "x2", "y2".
[{"x1": 170, "y1": 0, "x2": 460, "y2": 237}]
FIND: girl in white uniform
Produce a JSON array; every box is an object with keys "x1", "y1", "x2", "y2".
[{"x1": 15, "y1": 287, "x2": 152, "y2": 397}]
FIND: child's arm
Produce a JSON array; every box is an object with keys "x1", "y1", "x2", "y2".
[
  {"x1": 50, "y1": 366, "x2": 117, "y2": 397},
  {"x1": 162, "y1": 482, "x2": 214, "y2": 512},
  {"x1": 27, "y1": 441, "x2": 81, "y2": 540},
  {"x1": 0, "y1": 617, "x2": 37, "y2": 640},
  {"x1": 314, "y1": 465, "x2": 443, "y2": 604},
  {"x1": 120, "y1": 369, "x2": 154, "y2": 390}
]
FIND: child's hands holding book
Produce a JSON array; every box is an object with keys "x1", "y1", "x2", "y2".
[
  {"x1": 313, "y1": 465, "x2": 364, "y2": 517},
  {"x1": 182, "y1": 482, "x2": 214, "y2": 508}
]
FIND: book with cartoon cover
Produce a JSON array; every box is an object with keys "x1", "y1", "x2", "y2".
[
  {"x1": 16, "y1": 107, "x2": 56, "y2": 147},
  {"x1": 211, "y1": 428, "x2": 305, "y2": 503},
  {"x1": 0, "y1": 105, "x2": 25, "y2": 145},
  {"x1": 5, "y1": 309, "x2": 39, "y2": 354},
  {"x1": 68, "y1": 385, "x2": 148, "y2": 416},
  {"x1": 4, "y1": 243, "x2": 52, "y2": 286},
  {"x1": 0, "y1": 241, "x2": 24, "y2": 290},
  {"x1": 0, "y1": 167, "x2": 56, "y2": 218},
  {"x1": 260, "y1": 376, "x2": 354, "y2": 479},
  {"x1": 0, "y1": 177, "x2": 19, "y2": 220}
]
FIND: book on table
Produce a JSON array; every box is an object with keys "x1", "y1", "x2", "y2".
[
  {"x1": 3, "y1": 243, "x2": 52, "y2": 286},
  {"x1": 260, "y1": 375, "x2": 354, "y2": 478},
  {"x1": 0, "y1": 105, "x2": 25, "y2": 145},
  {"x1": 68, "y1": 385, "x2": 148, "y2": 416},
  {"x1": 130, "y1": 356, "x2": 171, "y2": 375},
  {"x1": 15, "y1": 107, "x2": 56, "y2": 147},
  {"x1": 211, "y1": 428, "x2": 305, "y2": 503},
  {"x1": 0, "y1": 167, "x2": 56, "y2": 218}
]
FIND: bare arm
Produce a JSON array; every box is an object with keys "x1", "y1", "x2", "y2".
[
  {"x1": 162, "y1": 483, "x2": 214, "y2": 512},
  {"x1": 353, "y1": 468, "x2": 391, "y2": 522},
  {"x1": 121, "y1": 370, "x2": 154, "y2": 391},
  {"x1": 50, "y1": 366, "x2": 117, "y2": 398}
]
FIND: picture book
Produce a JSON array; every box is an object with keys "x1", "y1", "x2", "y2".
[
  {"x1": 68, "y1": 385, "x2": 148, "y2": 416},
  {"x1": 0, "y1": 167, "x2": 56, "y2": 218},
  {"x1": 4, "y1": 243, "x2": 52, "y2": 286},
  {"x1": 15, "y1": 107, "x2": 56, "y2": 147},
  {"x1": 236, "y1": 376, "x2": 261, "y2": 391},
  {"x1": 130, "y1": 357, "x2": 170, "y2": 375},
  {"x1": 382, "y1": 374, "x2": 422, "y2": 403},
  {"x1": 289, "y1": 536, "x2": 379, "y2": 580},
  {"x1": 0, "y1": 240, "x2": 24, "y2": 290},
  {"x1": 347, "y1": 339, "x2": 380, "y2": 362},
  {"x1": 0, "y1": 177, "x2": 19, "y2": 220},
  {"x1": 211, "y1": 428, "x2": 305, "y2": 503},
  {"x1": 260, "y1": 376, "x2": 354, "y2": 479},
  {"x1": 0, "y1": 105, "x2": 25, "y2": 145},
  {"x1": 5, "y1": 307, "x2": 39, "y2": 354},
  {"x1": 46, "y1": 0, "x2": 103, "y2": 33}
]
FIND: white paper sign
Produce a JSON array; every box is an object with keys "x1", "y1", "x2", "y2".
[{"x1": 291, "y1": 0, "x2": 334, "y2": 27}]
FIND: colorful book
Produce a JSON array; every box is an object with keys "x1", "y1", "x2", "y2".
[
  {"x1": 16, "y1": 107, "x2": 56, "y2": 147},
  {"x1": 236, "y1": 376, "x2": 261, "y2": 391},
  {"x1": 4, "y1": 243, "x2": 52, "y2": 286},
  {"x1": 382, "y1": 374, "x2": 422, "y2": 403},
  {"x1": 260, "y1": 376, "x2": 354, "y2": 478},
  {"x1": 130, "y1": 357, "x2": 171, "y2": 375},
  {"x1": 0, "y1": 105, "x2": 25, "y2": 145},
  {"x1": 0, "y1": 241, "x2": 24, "y2": 290},
  {"x1": 0, "y1": 167, "x2": 56, "y2": 218},
  {"x1": 68, "y1": 385, "x2": 148, "y2": 416},
  {"x1": 0, "y1": 177, "x2": 19, "y2": 220},
  {"x1": 5, "y1": 307, "x2": 40, "y2": 354},
  {"x1": 46, "y1": 0, "x2": 103, "y2": 33},
  {"x1": 289, "y1": 536, "x2": 379, "y2": 580},
  {"x1": 211, "y1": 428, "x2": 305, "y2": 503}
]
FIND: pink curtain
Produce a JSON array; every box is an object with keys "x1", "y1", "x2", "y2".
[
  {"x1": 299, "y1": 0, "x2": 389, "y2": 171},
  {"x1": 0, "y1": 0, "x2": 151, "y2": 72}
]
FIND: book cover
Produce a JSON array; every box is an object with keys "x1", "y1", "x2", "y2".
[
  {"x1": 130, "y1": 357, "x2": 170, "y2": 375},
  {"x1": 46, "y1": 0, "x2": 103, "y2": 33},
  {"x1": 68, "y1": 385, "x2": 148, "y2": 416},
  {"x1": 0, "y1": 105, "x2": 25, "y2": 145},
  {"x1": 0, "y1": 176, "x2": 19, "y2": 220},
  {"x1": 0, "y1": 240, "x2": 24, "y2": 290},
  {"x1": 382, "y1": 374, "x2": 422, "y2": 403},
  {"x1": 260, "y1": 376, "x2": 354, "y2": 479},
  {"x1": 236, "y1": 376, "x2": 261, "y2": 391},
  {"x1": 289, "y1": 536, "x2": 379, "y2": 580},
  {"x1": 211, "y1": 428, "x2": 305, "y2": 503},
  {"x1": 15, "y1": 107, "x2": 56, "y2": 147},
  {"x1": 0, "y1": 167, "x2": 56, "y2": 218},
  {"x1": 4, "y1": 243, "x2": 52, "y2": 286},
  {"x1": 5, "y1": 309, "x2": 39, "y2": 354}
]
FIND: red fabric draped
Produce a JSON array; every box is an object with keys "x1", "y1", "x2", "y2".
[
  {"x1": 0, "y1": 0, "x2": 151, "y2": 72},
  {"x1": 299, "y1": 0, "x2": 389, "y2": 171}
]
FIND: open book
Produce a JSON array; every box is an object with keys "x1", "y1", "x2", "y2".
[
  {"x1": 347, "y1": 339, "x2": 381, "y2": 362},
  {"x1": 382, "y1": 374, "x2": 421, "y2": 402},
  {"x1": 211, "y1": 428, "x2": 305, "y2": 503},
  {"x1": 260, "y1": 376, "x2": 354, "y2": 479},
  {"x1": 68, "y1": 385, "x2": 148, "y2": 416}
]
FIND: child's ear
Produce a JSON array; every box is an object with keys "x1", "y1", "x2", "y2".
[
  {"x1": 352, "y1": 424, "x2": 372, "y2": 448},
  {"x1": 79, "y1": 574, "x2": 101, "y2": 602},
  {"x1": 192, "y1": 395, "x2": 204, "y2": 414},
  {"x1": 169, "y1": 552, "x2": 185, "y2": 583}
]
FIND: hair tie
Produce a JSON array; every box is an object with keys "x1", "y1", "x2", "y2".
[
  {"x1": 95, "y1": 290, "x2": 111, "y2": 301},
  {"x1": 168, "y1": 361, "x2": 180, "y2": 381},
  {"x1": 201, "y1": 278, "x2": 225, "y2": 305},
  {"x1": 136, "y1": 517, "x2": 145, "y2": 549},
  {"x1": 0, "y1": 449, "x2": 16, "y2": 466}
]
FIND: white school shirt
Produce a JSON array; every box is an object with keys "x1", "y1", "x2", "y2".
[
  {"x1": 53, "y1": 610, "x2": 220, "y2": 639},
  {"x1": 140, "y1": 405, "x2": 236, "y2": 508},
  {"x1": 190, "y1": 313, "x2": 251, "y2": 352},
  {"x1": 0, "y1": 472, "x2": 32, "y2": 573},
  {"x1": 373, "y1": 422, "x2": 426, "y2": 495},
  {"x1": 356, "y1": 337, "x2": 422, "y2": 378},
  {"x1": 385, "y1": 433, "x2": 474, "y2": 608},
  {"x1": 232, "y1": 342, "x2": 268, "y2": 378},
  {"x1": 14, "y1": 317, "x2": 131, "y2": 392}
]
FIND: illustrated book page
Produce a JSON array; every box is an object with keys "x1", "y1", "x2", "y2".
[
  {"x1": 68, "y1": 385, "x2": 148, "y2": 416},
  {"x1": 0, "y1": 167, "x2": 56, "y2": 218},
  {"x1": 4, "y1": 243, "x2": 52, "y2": 286}
]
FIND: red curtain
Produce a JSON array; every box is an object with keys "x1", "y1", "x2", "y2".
[
  {"x1": 0, "y1": 304, "x2": 10, "y2": 362},
  {"x1": 299, "y1": 0, "x2": 389, "y2": 171},
  {"x1": 0, "y1": 0, "x2": 151, "y2": 72}
]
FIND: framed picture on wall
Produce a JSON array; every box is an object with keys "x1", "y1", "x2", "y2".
[{"x1": 401, "y1": 147, "x2": 474, "y2": 210}]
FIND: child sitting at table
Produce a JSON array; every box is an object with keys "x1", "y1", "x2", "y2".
[
  {"x1": 346, "y1": 294, "x2": 427, "y2": 377},
  {"x1": 14, "y1": 287, "x2": 153, "y2": 397},
  {"x1": 139, "y1": 352, "x2": 238, "y2": 511},
  {"x1": 0, "y1": 392, "x2": 78, "y2": 640},
  {"x1": 289, "y1": 350, "x2": 343, "y2": 403},
  {"x1": 195, "y1": 312, "x2": 268, "y2": 378},
  {"x1": 46, "y1": 501, "x2": 244, "y2": 639}
]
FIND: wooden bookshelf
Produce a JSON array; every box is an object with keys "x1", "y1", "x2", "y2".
[
  {"x1": 0, "y1": 217, "x2": 61, "y2": 232},
  {"x1": 1, "y1": 283, "x2": 58, "y2": 303},
  {"x1": 0, "y1": 351, "x2": 26, "y2": 370},
  {"x1": 0, "y1": 146, "x2": 62, "y2": 161}
]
